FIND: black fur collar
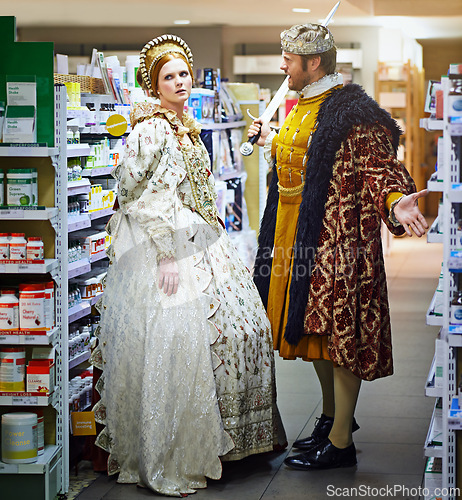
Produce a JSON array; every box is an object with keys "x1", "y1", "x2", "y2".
[{"x1": 254, "y1": 83, "x2": 401, "y2": 345}]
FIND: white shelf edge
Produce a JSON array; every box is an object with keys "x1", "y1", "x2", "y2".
[
  {"x1": 67, "y1": 144, "x2": 91, "y2": 158},
  {"x1": 90, "y1": 249, "x2": 107, "y2": 263},
  {"x1": 420, "y1": 117, "x2": 444, "y2": 131},
  {"x1": 449, "y1": 188, "x2": 462, "y2": 203},
  {"x1": 425, "y1": 355, "x2": 443, "y2": 398},
  {"x1": 449, "y1": 123, "x2": 462, "y2": 136},
  {"x1": 69, "y1": 350, "x2": 91, "y2": 370},
  {"x1": 427, "y1": 217, "x2": 442, "y2": 244},
  {"x1": 0, "y1": 145, "x2": 59, "y2": 157},
  {"x1": 90, "y1": 207, "x2": 114, "y2": 220},
  {"x1": 427, "y1": 179, "x2": 443, "y2": 192},
  {"x1": 68, "y1": 301, "x2": 91, "y2": 324},
  {"x1": 68, "y1": 258, "x2": 91, "y2": 279},
  {"x1": 448, "y1": 333, "x2": 462, "y2": 347},
  {"x1": 83, "y1": 293, "x2": 103, "y2": 307},
  {"x1": 0, "y1": 259, "x2": 59, "y2": 275},
  {"x1": 68, "y1": 214, "x2": 91, "y2": 233},
  {"x1": 0, "y1": 327, "x2": 60, "y2": 346},
  {"x1": 68, "y1": 179, "x2": 91, "y2": 196},
  {"x1": 426, "y1": 291, "x2": 443, "y2": 327},
  {"x1": 0, "y1": 389, "x2": 59, "y2": 408},
  {"x1": 82, "y1": 166, "x2": 114, "y2": 177},
  {"x1": 0, "y1": 445, "x2": 61, "y2": 474},
  {"x1": 0, "y1": 207, "x2": 59, "y2": 221},
  {"x1": 424, "y1": 402, "x2": 443, "y2": 458}
]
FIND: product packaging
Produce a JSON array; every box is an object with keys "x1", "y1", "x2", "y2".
[
  {"x1": 27, "y1": 346, "x2": 55, "y2": 394},
  {"x1": 19, "y1": 283, "x2": 46, "y2": 330},
  {"x1": 0, "y1": 289, "x2": 19, "y2": 331},
  {"x1": 1, "y1": 412, "x2": 38, "y2": 464},
  {"x1": 0, "y1": 347, "x2": 26, "y2": 392}
]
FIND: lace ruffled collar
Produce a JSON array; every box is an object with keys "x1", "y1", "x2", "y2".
[
  {"x1": 130, "y1": 102, "x2": 201, "y2": 139},
  {"x1": 299, "y1": 73, "x2": 343, "y2": 98}
]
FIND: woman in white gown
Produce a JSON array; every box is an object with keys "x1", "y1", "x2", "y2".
[{"x1": 90, "y1": 34, "x2": 286, "y2": 497}]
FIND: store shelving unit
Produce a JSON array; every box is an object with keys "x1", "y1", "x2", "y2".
[
  {"x1": 0, "y1": 85, "x2": 69, "y2": 499},
  {"x1": 424, "y1": 71, "x2": 462, "y2": 497}
]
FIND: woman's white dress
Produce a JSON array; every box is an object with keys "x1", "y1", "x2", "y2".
[{"x1": 91, "y1": 103, "x2": 286, "y2": 497}]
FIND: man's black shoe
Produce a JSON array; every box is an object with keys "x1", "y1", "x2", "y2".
[
  {"x1": 284, "y1": 438, "x2": 357, "y2": 470},
  {"x1": 293, "y1": 415, "x2": 360, "y2": 451}
]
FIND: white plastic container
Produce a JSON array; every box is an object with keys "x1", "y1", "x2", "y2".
[
  {"x1": 0, "y1": 232, "x2": 10, "y2": 259},
  {"x1": 0, "y1": 289, "x2": 19, "y2": 331},
  {"x1": 32, "y1": 410, "x2": 44, "y2": 455},
  {"x1": 26, "y1": 237, "x2": 44, "y2": 260},
  {"x1": 6, "y1": 169, "x2": 35, "y2": 207},
  {"x1": 1, "y1": 412, "x2": 38, "y2": 463},
  {"x1": 19, "y1": 283, "x2": 46, "y2": 331},
  {"x1": 9, "y1": 233, "x2": 27, "y2": 260},
  {"x1": 0, "y1": 347, "x2": 26, "y2": 391}
]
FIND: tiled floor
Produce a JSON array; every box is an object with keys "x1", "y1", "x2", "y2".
[{"x1": 74, "y1": 232, "x2": 442, "y2": 499}]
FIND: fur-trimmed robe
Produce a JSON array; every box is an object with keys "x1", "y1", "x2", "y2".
[{"x1": 253, "y1": 83, "x2": 416, "y2": 381}]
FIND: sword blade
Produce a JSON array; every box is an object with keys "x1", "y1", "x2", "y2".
[
  {"x1": 322, "y1": 1, "x2": 341, "y2": 27},
  {"x1": 259, "y1": 76, "x2": 289, "y2": 122}
]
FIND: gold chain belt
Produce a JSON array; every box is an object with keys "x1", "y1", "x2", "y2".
[{"x1": 277, "y1": 181, "x2": 305, "y2": 197}]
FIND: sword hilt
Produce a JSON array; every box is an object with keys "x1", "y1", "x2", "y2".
[{"x1": 240, "y1": 119, "x2": 261, "y2": 156}]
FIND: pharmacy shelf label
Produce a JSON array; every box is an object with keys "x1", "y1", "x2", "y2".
[
  {"x1": 0, "y1": 392, "x2": 54, "y2": 406},
  {"x1": 0, "y1": 259, "x2": 57, "y2": 274},
  {"x1": 68, "y1": 179, "x2": 91, "y2": 196},
  {"x1": 68, "y1": 258, "x2": 91, "y2": 279},
  {"x1": 90, "y1": 208, "x2": 114, "y2": 220},
  {"x1": 0, "y1": 207, "x2": 57, "y2": 221},
  {"x1": 82, "y1": 166, "x2": 114, "y2": 177},
  {"x1": 12, "y1": 395, "x2": 38, "y2": 405},
  {"x1": 68, "y1": 214, "x2": 91, "y2": 233}
]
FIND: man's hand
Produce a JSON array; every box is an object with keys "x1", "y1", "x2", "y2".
[
  {"x1": 393, "y1": 189, "x2": 429, "y2": 237},
  {"x1": 247, "y1": 119, "x2": 271, "y2": 147},
  {"x1": 158, "y1": 257, "x2": 179, "y2": 296}
]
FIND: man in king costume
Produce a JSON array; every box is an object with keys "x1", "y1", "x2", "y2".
[{"x1": 247, "y1": 22, "x2": 428, "y2": 470}]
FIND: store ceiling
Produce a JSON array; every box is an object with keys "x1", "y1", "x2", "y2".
[{"x1": 2, "y1": 0, "x2": 462, "y2": 39}]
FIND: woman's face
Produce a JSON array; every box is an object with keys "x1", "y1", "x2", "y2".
[{"x1": 156, "y1": 58, "x2": 192, "y2": 110}]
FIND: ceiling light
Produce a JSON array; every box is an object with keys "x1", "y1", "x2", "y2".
[
  {"x1": 174, "y1": 20, "x2": 190, "y2": 25},
  {"x1": 292, "y1": 8, "x2": 311, "y2": 13}
]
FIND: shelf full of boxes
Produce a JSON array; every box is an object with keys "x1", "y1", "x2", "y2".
[
  {"x1": 0, "y1": 76, "x2": 69, "y2": 500},
  {"x1": 423, "y1": 63, "x2": 462, "y2": 498},
  {"x1": 63, "y1": 78, "x2": 121, "y2": 453}
]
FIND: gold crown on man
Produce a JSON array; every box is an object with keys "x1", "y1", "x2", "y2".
[{"x1": 281, "y1": 23, "x2": 334, "y2": 55}]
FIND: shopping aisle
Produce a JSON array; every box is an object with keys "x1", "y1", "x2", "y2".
[{"x1": 74, "y1": 232, "x2": 441, "y2": 500}]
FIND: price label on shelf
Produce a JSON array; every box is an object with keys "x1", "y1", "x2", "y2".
[
  {"x1": 12, "y1": 395, "x2": 39, "y2": 405},
  {"x1": 24, "y1": 335, "x2": 39, "y2": 343},
  {"x1": 0, "y1": 210, "x2": 24, "y2": 218}
]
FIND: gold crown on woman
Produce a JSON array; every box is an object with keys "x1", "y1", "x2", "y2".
[
  {"x1": 139, "y1": 34, "x2": 194, "y2": 90},
  {"x1": 281, "y1": 23, "x2": 334, "y2": 55}
]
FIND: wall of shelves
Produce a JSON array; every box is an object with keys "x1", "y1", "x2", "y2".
[
  {"x1": 424, "y1": 69, "x2": 462, "y2": 498},
  {"x1": 0, "y1": 85, "x2": 69, "y2": 500}
]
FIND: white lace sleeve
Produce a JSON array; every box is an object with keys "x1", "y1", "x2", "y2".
[
  {"x1": 116, "y1": 118, "x2": 183, "y2": 261},
  {"x1": 263, "y1": 130, "x2": 277, "y2": 165}
]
